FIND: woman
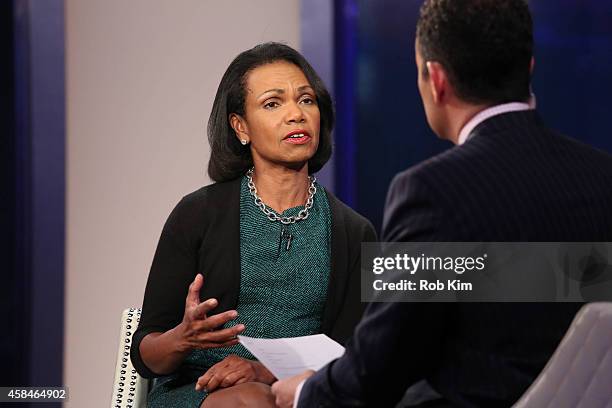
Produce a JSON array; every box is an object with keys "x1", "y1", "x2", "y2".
[{"x1": 130, "y1": 42, "x2": 376, "y2": 407}]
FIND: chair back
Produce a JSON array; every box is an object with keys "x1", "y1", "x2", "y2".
[
  {"x1": 514, "y1": 302, "x2": 612, "y2": 407},
  {"x1": 111, "y1": 308, "x2": 149, "y2": 408}
]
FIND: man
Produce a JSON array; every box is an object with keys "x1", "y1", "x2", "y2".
[{"x1": 272, "y1": 0, "x2": 612, "y2": 406}]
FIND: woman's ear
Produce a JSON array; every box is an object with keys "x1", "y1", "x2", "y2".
[{"x1": 229, "y1": 113, "x2": 250, "y2": 145}]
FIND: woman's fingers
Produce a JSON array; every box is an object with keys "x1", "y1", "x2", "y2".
[
  {"x1": 183, "y1": 297, "x2": 244, "y2": 349},
  {"x1": 197, "y1": 365, "x2": 231, "y2": 392},
  {"x1": 195, "y1": 309, "x2": 238, "y2": 330},
  {"x1": 187, "y1": 310, "x2": 240, "y2": 339},
  {"x1": 196, "y1": 360, "x2": 225, "y2": 391},
  {"x1": 199, "y1": 324, "x2": 245, "y2": 344},
  {"x1": 185, "y1": 274, "x2": 204, "y2": 308},
  {"x1": 190, "y1": 298, "x2": 218, "y2": 320},
  {"x1": 205, "y1": 372, "x2": 224, "y2": 392},
  {"x1": 194, "y1": 356, "x2": 256, "y2": 393},
  {"x1": 199, "y1": 338, "x2": 240, "y2": 349},
  {"x1": 195, "y1": 372, "x2": 211, "y2": 392},
  {"x1": 206, "y1": 366, "x2": 246, "y2": 392},
  {"x1": 219, "y1": 370, "x2": 244, "y2": 388}
]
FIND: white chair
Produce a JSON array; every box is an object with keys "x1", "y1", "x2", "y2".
[
  {"x1": 514, "y1": 302, "x2": 612, "y2": 407},
  {"x1": 111, "y1": 308, "x2": 149, "y2": 408}
]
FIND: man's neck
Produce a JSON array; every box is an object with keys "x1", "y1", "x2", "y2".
[
  {"x1": 455, "y1": 100, "x2": 534, "y2": 145},
  {"x1": 445, "y1": 103, "x2": 490, "y2": 145}
]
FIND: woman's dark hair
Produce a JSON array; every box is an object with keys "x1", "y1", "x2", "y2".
[
  {"x1": 416, "y1": 0, "x2": 533, "y2": 105},
  {"x1": 207, "y1": 42, "x2": 334, "y2": 182}
]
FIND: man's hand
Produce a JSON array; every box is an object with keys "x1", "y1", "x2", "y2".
[
  {"x1": 271, "y1": 370, "x2": 315, "y2": 408},
  {"x1": 195, "y1": 355, "x2": 276, "y2": 392}
]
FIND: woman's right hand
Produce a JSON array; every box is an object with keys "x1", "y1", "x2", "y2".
[{"x1": 179, "y1": 274, "x2": 245, "y2": 351}]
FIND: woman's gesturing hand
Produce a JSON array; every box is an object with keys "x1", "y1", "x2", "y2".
[
  {"x1": 179, "y1": 274, "x2": 245, "y2": 351},
  {"x1": 195, "y1": 355, "x2": 276, "y2": 392}
]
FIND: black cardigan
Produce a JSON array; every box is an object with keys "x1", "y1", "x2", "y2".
[{"x1": 131, "y1": 178, "x2": 377, "y2": 378}]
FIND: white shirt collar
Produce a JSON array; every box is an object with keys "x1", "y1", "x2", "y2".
[{"x1": 457, "y1": 95, "x2": 536, "y2": 145}]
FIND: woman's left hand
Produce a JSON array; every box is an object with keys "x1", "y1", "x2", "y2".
[{"x1": 195, "y1": 355, "x2": 276, "y2": 392}]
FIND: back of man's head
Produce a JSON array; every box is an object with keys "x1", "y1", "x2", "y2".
[{"x1": 416, "y1": 0, "x2": 533, "y2": 105}]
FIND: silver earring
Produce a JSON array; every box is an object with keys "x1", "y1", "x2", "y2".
[{"x1": 241, "y1": 139, "x2": 248, "y2": 145}]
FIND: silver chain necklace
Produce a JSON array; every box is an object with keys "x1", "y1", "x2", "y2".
[{"x1": 246, "y1": 167, "x2": 316, "y2": 225}]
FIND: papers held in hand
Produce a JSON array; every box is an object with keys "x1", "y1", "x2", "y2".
[{"x1": 237, "y1": 334, "x2": 345, "y2": 380}]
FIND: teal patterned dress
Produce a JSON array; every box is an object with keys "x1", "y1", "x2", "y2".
[{"x1": 147, "y1": 176, "x2": 331, "y2": 407}]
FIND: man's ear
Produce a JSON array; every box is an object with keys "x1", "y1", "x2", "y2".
[
  {"x1": 426, "y1": 61, "x2": 448, "y2": 105},
  {"x1": 229, "y1": 113, "x2": 249, "y2": 144},
  {"x1": 530, "y1": 56, "x2": 535, "y2": 74}
]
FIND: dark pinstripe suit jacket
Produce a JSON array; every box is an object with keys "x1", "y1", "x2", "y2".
[{"x1": 299, "y1": 110, "x2": 612, "y2": 407}]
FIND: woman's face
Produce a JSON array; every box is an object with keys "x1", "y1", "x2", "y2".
[{"x1": 231, "y1": 61, "x2": 320, "y2": 172}]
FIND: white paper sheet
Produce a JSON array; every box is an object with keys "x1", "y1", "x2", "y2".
[{"x1": 237, "y1": 334, "x2": 345, "y2": 380}]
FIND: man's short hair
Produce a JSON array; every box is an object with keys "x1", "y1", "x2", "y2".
[{"x1": 416, "y1": 0, "x2": 533, "y2": 105}]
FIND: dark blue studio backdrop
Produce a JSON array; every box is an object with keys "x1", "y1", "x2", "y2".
[
  {"x1": 3, "y1": 1, "x2": 65, "y2": 404},
  {"x1": 334, "y1": 0, "x2": 612, "y2": 233}
]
